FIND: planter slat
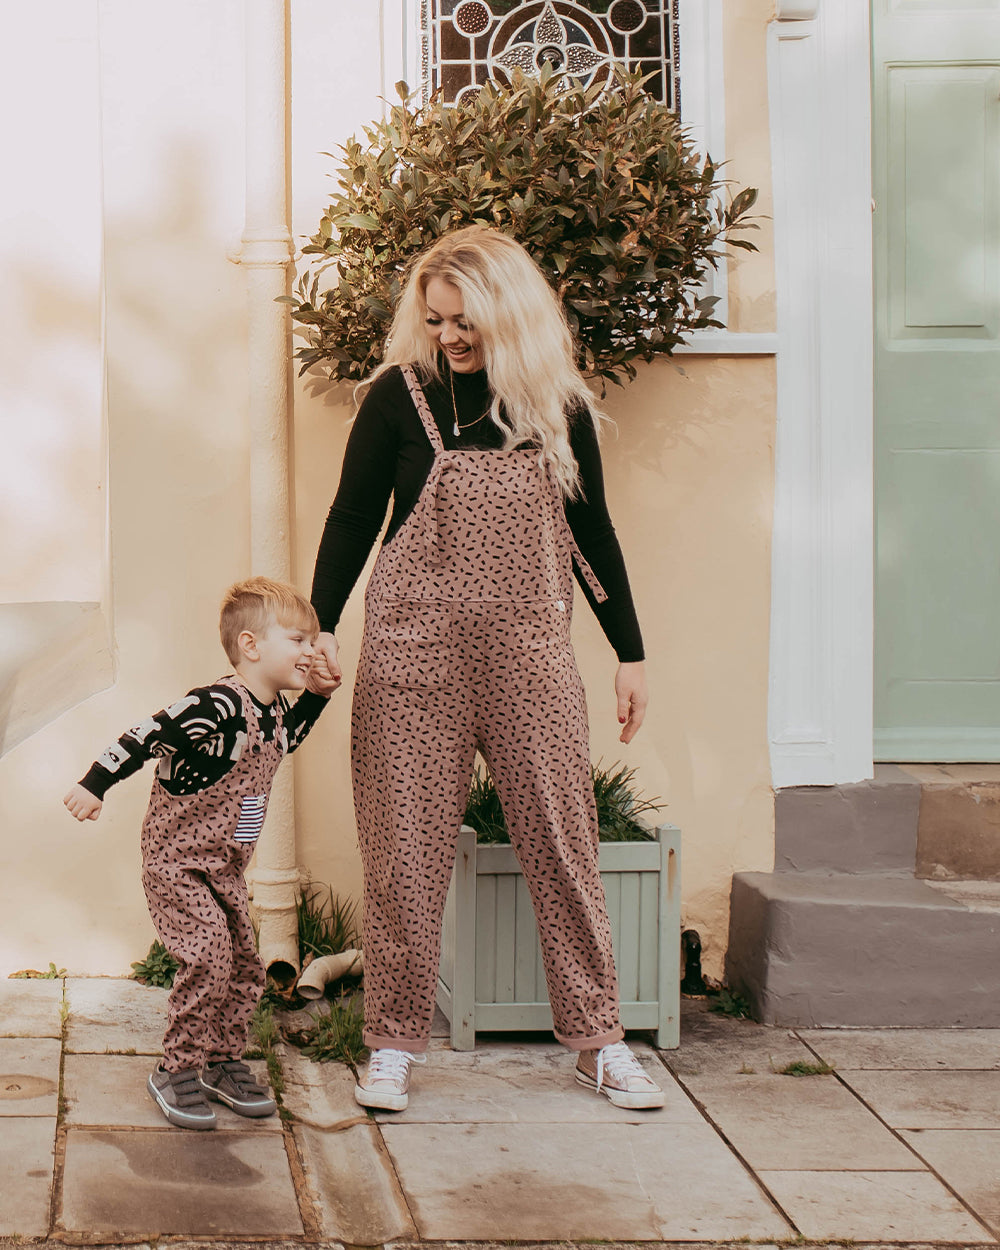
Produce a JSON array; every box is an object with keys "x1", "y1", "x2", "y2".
[{"x1": 438, "y1": 822, "x2": 681, "y2": 1050}]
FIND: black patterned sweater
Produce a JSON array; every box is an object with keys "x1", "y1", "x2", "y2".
[{"x1": 78, "y1": 683, "x2": 329, "y2": 800}]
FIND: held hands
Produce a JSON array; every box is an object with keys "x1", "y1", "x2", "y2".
[
  {"x1": 64, "y1": 784, "x2": 102, "y2": 822},
  {"x1": 307, "y1": 631, "x2": 343, "y2": 697},
  {"x1": 615, "y1": 661, "x2": 648, "y2": 744}
]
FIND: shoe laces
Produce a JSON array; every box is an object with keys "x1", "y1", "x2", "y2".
[
  {"x1": 367, "y1": 1048, "x2": 427, "y2": 1083},
  {"x1": 595, "y1": 1041, "x2": 650, "y2": 1093}
]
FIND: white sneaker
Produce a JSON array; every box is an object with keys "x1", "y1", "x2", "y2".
[
  {"x1": 575, "y1": 1041, "x2": 665, "y2": 1109},
  {"x1": 354, "y1": 1048, "x2": 426, "y2": 1111}
]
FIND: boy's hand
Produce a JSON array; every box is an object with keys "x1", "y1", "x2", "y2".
[
  {"x1": 307, "y1": 632, "x2": 342, "y2": 696},
  {"x1": 64, "y1": 784, "x2": 102, "y2": 822}
]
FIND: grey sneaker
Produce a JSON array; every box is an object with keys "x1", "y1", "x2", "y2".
[
  {"x1": 147, "y1": 1064, "x2": 217, "y2": 1130},
  {"x1": 354, "y1": 1048, "x2": 426, "y2": 1111},
  {"x1": 198, "y1": 1060, "x2": 277, "y2": 1117},
  {"x1": 575, "y1": 1042, "x2": 665, "y2": 1109}
]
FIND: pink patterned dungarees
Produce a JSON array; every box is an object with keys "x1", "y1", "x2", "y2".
[
  {"x1": 141, "y1": 676, "x2": 283, "y2": 1072},
  {"x1": 352, "y1": 365, "x2": 625, "y2": 1053}
]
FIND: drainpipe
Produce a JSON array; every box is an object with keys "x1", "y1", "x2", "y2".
[{"x1": 237, "y1": 0, "x2": 300, "y2": 985}]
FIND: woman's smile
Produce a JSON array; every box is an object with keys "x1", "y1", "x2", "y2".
[{"x1": 424, "y1": 276, "x2": 484, "y2": 373}]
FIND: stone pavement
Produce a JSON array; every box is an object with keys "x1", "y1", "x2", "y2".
[{"x1": 1, "y1": 976, "x2": 998, "y2": 1247}]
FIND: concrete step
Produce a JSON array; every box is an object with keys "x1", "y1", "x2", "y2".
[
  {"x1": 901, "y1": 764, "x2": 1000, "y2": 883},
  {"x1": 727, "y1": 870, "x2": 1000, "y2": 1028}
]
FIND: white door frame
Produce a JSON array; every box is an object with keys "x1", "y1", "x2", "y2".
[{"x1": 767, "y1": 0, "x2": 876, "y2": 788}]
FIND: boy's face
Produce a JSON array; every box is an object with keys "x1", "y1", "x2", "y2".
[{"x1": 250, "y1": 620, "x2": 317, "y2": 695}]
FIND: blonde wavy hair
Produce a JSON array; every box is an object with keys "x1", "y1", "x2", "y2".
[{"x1": 359, "y1": 226, "x2": 601, "y2": 498}]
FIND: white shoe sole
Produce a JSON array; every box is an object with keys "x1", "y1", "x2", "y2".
[
  {"x1": 198, "y1": 1077, "x2": 277, "y2": 1117},
  {"x1": 354, "y1": 1082, "x2": 408, "y2": 1111},
  {"x1": 575, "y1": 1069, "x2": 665, "y2": 1110},
  {"x1": 147, "y1": 1074, "x2": 217, "y2": 1130}
]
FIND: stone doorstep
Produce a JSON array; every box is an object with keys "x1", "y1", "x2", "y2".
[
  {"x1": 905, "y1": 766, "x2": 1000, "y2": 882},
  {"x1": 728, "y1": 870, "x2": 1000, "y2": 1027}
]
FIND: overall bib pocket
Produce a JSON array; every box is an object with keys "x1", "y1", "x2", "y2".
[{"x1": 234, "y1": 795, "x2": 267, "y2": 844}]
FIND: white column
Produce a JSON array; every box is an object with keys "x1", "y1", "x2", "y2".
[
  {"x1": 767, "y1": 0, "x2": 875, "y2": 787},
  {"x1": 241, "y1": 0, "x2": 300, "y2": 980}
]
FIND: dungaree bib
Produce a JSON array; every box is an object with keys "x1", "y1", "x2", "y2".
[
  {"x1": 351, "y1": 366, "x2": 624, "y2": 1053},
  {"x1": 141, "y1": 676, "x2": 284, "y2": 1070}
]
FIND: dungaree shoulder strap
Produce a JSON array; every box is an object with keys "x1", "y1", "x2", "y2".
[{"x1": 401, "y1": 365, "x2": 444, "y2": 454}]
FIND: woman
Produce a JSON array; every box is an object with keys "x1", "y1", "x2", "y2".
[{"x1": 309, "y1": 226, "x2": 662, "y2": 1112}]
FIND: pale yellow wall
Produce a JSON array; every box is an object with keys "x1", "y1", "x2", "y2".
[
  {"x1": 290, "y1": 0, "x2": 778, "y2": 979},
  {"x1": 0, "y1": 0, "x2": 251, "y2": 974},
  {"x1": 0, "y1": 0, "x2": 775, "y2": 984}
]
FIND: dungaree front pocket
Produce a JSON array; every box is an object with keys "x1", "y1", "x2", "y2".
[{"x1": 366, "y1": 602, "x2": 451, "y2": 690}]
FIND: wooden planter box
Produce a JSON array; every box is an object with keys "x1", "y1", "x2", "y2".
[{"x1": 437, "y1": 822, "x2": 681, "y2": 1050}]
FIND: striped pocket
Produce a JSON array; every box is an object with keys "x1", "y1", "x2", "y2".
[{"x1": 234, "y1": 795, "x2": 266, "y2": 844}]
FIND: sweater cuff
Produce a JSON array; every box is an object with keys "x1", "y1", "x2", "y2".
[{"x1": 79, "y1": 768, "x2": 113, "y2": 801}]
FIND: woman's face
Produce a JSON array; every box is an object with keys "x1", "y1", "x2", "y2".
[{"x1": 423, "y1": 277, "x2": 484, "y2": 373}]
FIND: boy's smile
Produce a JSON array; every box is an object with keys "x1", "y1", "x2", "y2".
[{"x1": 239, "y1": 623, "x2": 317, "y2": 704}]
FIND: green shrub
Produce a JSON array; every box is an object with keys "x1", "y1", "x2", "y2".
[
  {"x1": 288, "y1": 67, "x2": 757, "y2": 390},
  {"x1": 465, "y1": 760, "x2": 661, "y2": 844}
]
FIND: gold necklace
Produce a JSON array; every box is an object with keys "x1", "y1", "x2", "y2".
[{"x1": 448, "y1": 364, "x2": 490, "y2": 439}]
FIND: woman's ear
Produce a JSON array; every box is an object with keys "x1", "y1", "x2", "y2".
[{"x1": 237, "y1": 629, "x2": 259, "y2": 663}]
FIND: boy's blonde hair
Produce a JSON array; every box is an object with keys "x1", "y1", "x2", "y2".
[{"x1": 219, "y1": 577, "x2": 319, "y2": 665}]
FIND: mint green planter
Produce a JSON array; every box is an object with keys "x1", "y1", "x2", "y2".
[{"x1": 437, "y1": 823, "x2": 681, "y2": 1051}]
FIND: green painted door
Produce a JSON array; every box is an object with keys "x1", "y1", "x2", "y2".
[{"x1": 873, "y1": 0, "x2": 1000, "y2": 760}]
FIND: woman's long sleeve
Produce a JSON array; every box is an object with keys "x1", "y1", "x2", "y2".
[{"x1": 565, "y1": 414, "x2": 645, "y2": 663}]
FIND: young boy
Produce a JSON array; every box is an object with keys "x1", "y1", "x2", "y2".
[{"x1": 64, "y1": 577, "x2": 339, "y2": 1130}]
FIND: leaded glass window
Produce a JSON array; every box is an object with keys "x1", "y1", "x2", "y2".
[{"x1": 420, "y1": 0, "x2": 681, "y2": 110}]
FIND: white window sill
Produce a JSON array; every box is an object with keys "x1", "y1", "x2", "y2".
[{"x1": 673, "y1": 331, "x2": 778, "y2": 355}]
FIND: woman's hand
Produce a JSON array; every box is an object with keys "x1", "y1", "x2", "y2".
[
  {"x1": 308, "y1": 631, "x2": 343, "y2": 696},
  {"x1": 615, "y1": 661, "x2": 648, "y2": 744}
]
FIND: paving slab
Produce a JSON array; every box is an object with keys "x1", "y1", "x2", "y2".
[
  {"x1": 387, "y1": 1244, "x2": 787, "y2": 1250},
  {"x1": 380, "y1": 1120, "x2": 792, "y2": 1241},
  {"x1": 374, "y1": 1039, "x2": 697, "y2": 1124},
  {"x1": 295, "y1": 1122, "x2": 416, "y2": 1243},
  {"x1": 843, "y1": 1069, "x2": 1000, "y2": 1128},
  {"x1": 64, "y1": 976, "x2": 168, "y2": 1054},
  {"x1": 0, "y1": 1116, "x2": 56, "y2": 1236},
  {"x1": 0, "y1": 1036, "x2": 61, "y2": 1116},
  {"x1": 62, "y1": 1053, "x2": 279, "y2": 1130},
  {"x1": 758, "y1": 1169, "x2": 995, "y2": 1242},
  {"x1": 670, "y1": 1004, "x2": 828, "y2": 1078},
  {"x1": 678, "y1": 1071, "x2": 918, "y2": 1170},
  {"x1": 59, "y1": 1127, "x2": 303, "y2": 1238},
  {"x1": 0, "y1": 977, "x2": 64, "y2": 1037},
  {"x1": 278, "y1": 1048, "x2": 363, "y2": 1129},
  {"x1": 800, "y1": 1027, "x2": 1000, "y2": 1070},
  {"x1": 901, "y1": 1129, "x2": 1000, "y2": 1235}
]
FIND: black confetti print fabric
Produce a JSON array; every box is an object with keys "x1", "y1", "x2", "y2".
[{"x1": 351, "y1": 366, "x2": 624, "y2": 1054}]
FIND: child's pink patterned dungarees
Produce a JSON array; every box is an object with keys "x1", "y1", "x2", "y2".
[{"x1": 141, "y1": 676, "x2": 283, "y2": 1072}]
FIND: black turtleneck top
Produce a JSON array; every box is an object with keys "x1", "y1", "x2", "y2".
[{"x1": 310, "y1": 364, "x2": 644, "y2": 662}]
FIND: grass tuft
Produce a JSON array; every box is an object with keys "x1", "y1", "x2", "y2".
[
  {"x1": 776, "y1": 1059, "x2": 836, "y2": 1077},
  {"x1": 297, "y1": 886, "x2": 360, "y2": 962},
  {"x1": 298, "y1": 992, "x2": 367, "y2": 1066},
  {"x1": 707, "y1": 986, "x2": 753, "y2": 1019}
]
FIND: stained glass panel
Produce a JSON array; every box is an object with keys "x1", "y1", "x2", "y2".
[{"x1": 420, "y1": 0, "x2": 681, "y2": 110}]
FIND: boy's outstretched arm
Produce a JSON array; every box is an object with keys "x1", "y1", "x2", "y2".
[{"x1": 64, "y1": 783, "x2": 102, "y2": 822}]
